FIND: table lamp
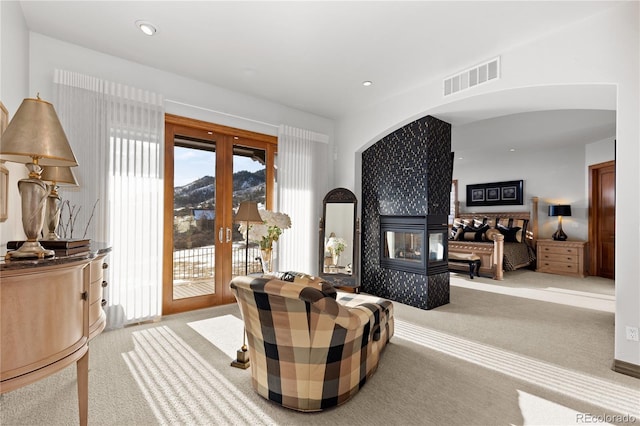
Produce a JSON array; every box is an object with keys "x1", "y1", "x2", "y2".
[
  {"x1": 40, "y1": 166, "x2": 79, "y2": 240},
  {"x1": 231, "y1": 200, "x2": 263, "y2": 369},
  {"x1": 548, "y1": 204, "x2": 572, "y2": 241},
  {"x1": 0, "y1": 96, "x2": 78, "y2": 258}
]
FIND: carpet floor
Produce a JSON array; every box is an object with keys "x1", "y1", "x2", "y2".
[{"x1": 1, "y1": 270, "x2": 638, "y2": 425}]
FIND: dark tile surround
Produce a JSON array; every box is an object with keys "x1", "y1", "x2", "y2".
[{"x1": 361, "y1": 115, "x2": 452, "y2": 310}]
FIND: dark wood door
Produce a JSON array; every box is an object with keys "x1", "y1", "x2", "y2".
[{"x1": 589, "y1": 161, "x2": 615, "y2": 279}]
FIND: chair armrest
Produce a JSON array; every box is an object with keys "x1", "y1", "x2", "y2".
[{"x1": 312, "y1": 298, "x2": 384, "y2": 338}]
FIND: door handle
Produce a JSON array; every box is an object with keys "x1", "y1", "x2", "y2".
[
  {"x1": 219, "y1": 227, "x2": 224, "y2": 243},
  {"x1": 226, "y1": 227, "x2": 232, "y2": 243}
]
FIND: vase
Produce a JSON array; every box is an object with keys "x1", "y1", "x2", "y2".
[
  {"x1": 332, "y1": 252, "x2": 340, "y2": 267},
  {"x1": 261, "y1": 248, "x2": 273, "y2": 273}
]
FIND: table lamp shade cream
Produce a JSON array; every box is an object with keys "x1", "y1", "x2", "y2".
[
  {"x1": 41, "y1": 165, "x2": 79, "y2": 186},
  {"x1": 0, "y1": 97, "x2": 77, "y2": 167},
  {"x1": 0, "y1": 96, "x2": 78, "y2": 258}
]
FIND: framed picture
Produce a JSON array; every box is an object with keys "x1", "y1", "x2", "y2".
[
  {"x1": 0, "y1": 101, "x2": 7, "y2": 133},
  {"x1": 471, "y1": 188, "x2": 484, "y2": 202},
  {"x1": 0, "y1": 163, "x2": 7, "y2": 222},
  {"x1": 466, "y1": 180, "x2": 523, "y2": 206},
  {"x1": 486, "y1": 187, "x2": 500, "y2": 201},
  {"x1": 501, "y1": 186, "x2": 517, "y2": 201},
  {"x1": 1, "y1": 102, "x2": 8, "y2": 222}
]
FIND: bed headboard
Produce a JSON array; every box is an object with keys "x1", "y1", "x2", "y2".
[{"x1": 456, "y1": 197, "x2": 539, "y2": 247}]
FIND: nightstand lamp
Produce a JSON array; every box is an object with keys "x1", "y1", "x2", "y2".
[
  {"x1": 0, "y1": 96, "x2": 78, "y2": 258},
  {"x1": 40, "y1": 166, "x2": 79, "y2": 240},
  {"x1": 548, "y1": 204, "x2": 572, "y2": 241}
]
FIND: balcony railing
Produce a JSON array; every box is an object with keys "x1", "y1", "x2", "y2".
[{"x1": 173, "y1": 243, "x2": 264, "y2": 282}]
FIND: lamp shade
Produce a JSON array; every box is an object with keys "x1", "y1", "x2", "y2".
[
  {"x1": 0, "y1": 97, "x2": 78, "y2": 166},
  {"x1": 548, "y1": 205, "x2": 572, "y2": 217},
  {"x1": 40, "y1": 166, "x2": 79, "y2": 186},
  {"x1": 235, "y1": 201, "x2": 263, "y2": 223}
]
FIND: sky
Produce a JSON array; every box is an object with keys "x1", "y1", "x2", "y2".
[{"x1": 174, "y1": 146, "x2": 264, "y2": 187}]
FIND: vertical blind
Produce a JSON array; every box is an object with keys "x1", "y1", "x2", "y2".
[
  {"x1": 54, "y1": 70, "x2": 164, "y2": 328},
  {"x1": 277, "y1": 125, "x2": 329, "y2": 274}
]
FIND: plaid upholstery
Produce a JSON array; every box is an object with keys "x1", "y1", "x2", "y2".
[{"x1": 230, "y1": 274, "x2": 394, "y2": 412}]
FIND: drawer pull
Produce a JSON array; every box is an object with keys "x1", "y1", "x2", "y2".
[
  {"x1": 102, "y1": 280, "x2": 108, "y2": 288},
  {"x1": 81, "y1": 291, "x2": 88, "y2": 301},
  {"x1": 101, "y1": 299, "x2": 107, "y2": 307},
  {"x1": 102, "y1": 262, "x2": 109, "y2": 270}
]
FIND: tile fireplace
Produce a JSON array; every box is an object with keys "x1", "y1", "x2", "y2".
[{"x1": 362, "y1": 115, "x2": 452, "y2": 310}]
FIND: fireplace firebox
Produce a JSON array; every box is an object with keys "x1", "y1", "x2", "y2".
[{"x1": 380, "y1": 215, "x2": 448, "y2": 275}]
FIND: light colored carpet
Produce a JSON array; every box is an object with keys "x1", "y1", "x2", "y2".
[{"x1": 1, "y1": 270, "x2": 638, "y2": 426}]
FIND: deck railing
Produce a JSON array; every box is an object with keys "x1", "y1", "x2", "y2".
[{"x1": 173, "y1": 244, "x2": 264, "y2": 281}]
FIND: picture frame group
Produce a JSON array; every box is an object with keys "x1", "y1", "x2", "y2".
[{"x1": 466, "y1": 180, "x2": 523, "y2": 207}]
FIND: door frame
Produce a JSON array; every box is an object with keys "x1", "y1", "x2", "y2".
[
  {"x1": 163, "y1": 114, "x2": 277, "y2": 315},
  {"x1": 588, "y1": 160, "x2": 615, "y2": 278}
]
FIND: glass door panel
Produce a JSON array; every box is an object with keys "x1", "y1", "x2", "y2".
[
  {"x1": 163, "y1": 116, "x2": 277, "y2": 315},
  {"x1": 172, "y1": 143, "x2": 216, "y2": 300},
  {"x1": 231, "y1": 145, "x2": 267, "y2": 277}
]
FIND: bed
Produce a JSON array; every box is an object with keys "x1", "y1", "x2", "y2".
[{"x1": 448, "y1": 197, "x2": 539, "y2": 280}]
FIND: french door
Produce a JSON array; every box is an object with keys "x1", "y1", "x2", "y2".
[{"x1": 163, "y1": 115, "x2": 277, "y2": 314}]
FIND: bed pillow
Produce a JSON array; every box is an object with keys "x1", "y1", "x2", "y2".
[
  {"x1": 497, "y1": 224, "x2": 522, "y2": 243},
  {"x1": 461, "y1": 224, "x2": 490, "y2": 242},
  {"x1": 495, "y1": 218, "x2": 529, "y2": 242}
]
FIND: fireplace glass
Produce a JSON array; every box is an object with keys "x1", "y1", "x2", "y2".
[
  {"x1": 380, "y1": 215, "x2": 448, "y2": 275},
  {"x1": 383, "y1": 230, "x2": 423, "y2": 263}
]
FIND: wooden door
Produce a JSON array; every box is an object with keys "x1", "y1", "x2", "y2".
[
  {"x1": 589, "y1": 161, "x2": 615, "y2": 279},
  {"x1": 162, "y1": 115, "x2": 277, "y2": 315}
]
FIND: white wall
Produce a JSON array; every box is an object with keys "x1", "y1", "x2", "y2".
[
  {"x1": 452, "y1": 113, "x2": 616, "y2": 242},
  {"x1": 28, "y1": 33, "x2": 334, "y2": 139},
  {"x1": 0, "y1": 1, "x2": 30, "y2": 250},
  {"x1": 452, "y1": 140, "x2": 590, "y2": 241},
  {"x1": 586, "y1": 137, "x2": 616, "y2": 167},
  {"x1": 335, "y1": 3, "x2": 639, "y2": 368}
]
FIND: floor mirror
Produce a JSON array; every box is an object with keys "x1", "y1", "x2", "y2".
[{"x1": 318, "y1": 188, "x2": 359, "y2": 291}]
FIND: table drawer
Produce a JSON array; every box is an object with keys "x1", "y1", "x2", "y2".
[
  {"x1": 538, "y1": 245, "x2": 579, "y2": 256},
  {"x1": 538, "y1": 252, "x2": 579, "y2": 264},
  {"x1": 538, "y1": 260, "x2": 579, "y2": 274}
]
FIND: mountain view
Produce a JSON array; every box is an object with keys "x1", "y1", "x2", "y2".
[
  {"x1": 174, "y1": 169, "x2": 266, "y2": 214},
  {"x1": 173, "y1": 169, "x2": 266, "y2": 249}
]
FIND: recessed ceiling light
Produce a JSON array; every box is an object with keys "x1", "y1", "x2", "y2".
[
  {"x1": 509, "y1": 148, "x2": 516, "y2": 152},
  {"x1": 135, "y1": 20, "x2": 157, "y2": 36},
  {"x1": 362, "y1": 81, "x2": 373, "y2": 87}
]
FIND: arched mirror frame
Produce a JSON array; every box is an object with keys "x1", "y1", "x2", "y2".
[{"x1": 318, "y1": 188, "x2": 359, "y2": 290}]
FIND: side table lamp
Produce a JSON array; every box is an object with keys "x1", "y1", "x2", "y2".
[
  {"x1": 0, "y1": 96, "x2": 78, "y2": 258},
  {"x1": 40, "y1": 166, "x2": 79, "y2": 240},
  {"x1": 549, "y1": 204, "x2": 572, "y2": 241}
]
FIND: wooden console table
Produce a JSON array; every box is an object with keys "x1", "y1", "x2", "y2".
[{"x1": 0, "y1": 244, "x2": 111, "y2": 426}]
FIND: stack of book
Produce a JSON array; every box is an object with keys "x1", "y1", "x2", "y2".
[{"x1": 7, "y1": 239, "x2": 91, "y2": 256}]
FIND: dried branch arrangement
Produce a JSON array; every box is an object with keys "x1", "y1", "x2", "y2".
[{"x1": 58, "y1": 199, "x2": 99, "y2": 239}]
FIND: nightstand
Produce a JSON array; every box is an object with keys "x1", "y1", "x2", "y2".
[{"x1": 537, "y1": 239, "x2": 588, "y2": 278}]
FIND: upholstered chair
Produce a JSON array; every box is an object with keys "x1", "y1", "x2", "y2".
[{"x1": 229, "y1": 273, "x2": 394, "y2": 412}]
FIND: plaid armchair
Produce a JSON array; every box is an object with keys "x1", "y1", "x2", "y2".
[{"x1": 229, "y1": 273, "x2": 394, "y2": 412}]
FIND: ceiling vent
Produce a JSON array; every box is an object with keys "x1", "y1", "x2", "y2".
[{"x1": 444, "y1": 57, "x2": 500, "y2": 97}]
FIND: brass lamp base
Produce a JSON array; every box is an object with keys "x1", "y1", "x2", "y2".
[
  {"x1": 230, "y1": 345, "x2": 250, "y2": 369},
  {"x1": 5, "y1": 240, "x2": 55, "y2": 259}
]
